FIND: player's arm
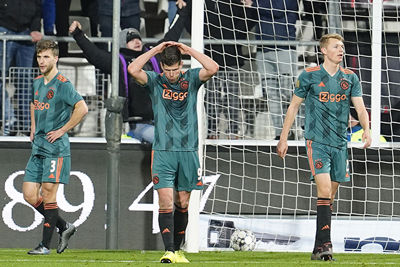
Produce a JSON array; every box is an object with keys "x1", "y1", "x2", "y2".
[
  {"x1": 30, "y1": 103, "x2": 35, "y2": 142},
  {"x1": 277, "y1": 95, "x2": 304, "y2": 158},
  {"x1": 128, "y1": 42, "x2": 173, "y2": 85},
  {"x1": 46, "y1": 100, "x2": 88, "y2": 143},
  {"x1": 352, "y1": 96, "x2": 371, "y2": 148},
  {"x1": 175, "y1": 42, "x2": 219, "y2": 82}
]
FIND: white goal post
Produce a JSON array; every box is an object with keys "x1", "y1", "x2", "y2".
[{"x1": 186, "y1": 0, "x2": 400, "y2": 253}]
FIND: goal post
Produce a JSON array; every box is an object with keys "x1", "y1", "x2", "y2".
[{"x1": 187, "y1": 0, "x2": 400, "y2": 253}]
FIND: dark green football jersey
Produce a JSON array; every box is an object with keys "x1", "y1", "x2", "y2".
[
  {"x1": 144, "y1": 68, "x2": 203, "y2": 151},
  {"x1": 294, "y1": 65, "x2": 362, "y2": 148},
  {"x1": 31, "y1": 72, "x2": 83, "y2": 157}
]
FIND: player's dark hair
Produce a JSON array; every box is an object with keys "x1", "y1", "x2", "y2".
[
  {"x1": 160, "y1": 46, "x2": 181, "y2": 66},
  {"x1": 36, "y1": 40, "x2": 59, "y2": 57}
]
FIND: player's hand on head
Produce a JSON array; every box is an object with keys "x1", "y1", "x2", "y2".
[
  {"x1": 155, "y1": 41, "x2": 173, "y2": 53},
  {"x1": 69, "y1": 21, "x2": 82, "y2": 34},
  {"x1": 277, "y1": 140, "x2": 288, "y2": 159},
  {"x1": 175, "y1": 43, "x2": 190, "y2": 55}
]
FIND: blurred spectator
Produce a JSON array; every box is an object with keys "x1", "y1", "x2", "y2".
[
  {"x1": 80, "y1": 0, "x2": 99, "y2": 37},
  {"x1": 0, "y1": 0, "x2": 43, "y2": 135},
  {"x1": 98, "y1": 0, "x2": 141, "y2": 51},
  {"x1": 253, "y1": 0, "x2": 299, "y2": 140},
  {"x1": 168, "y1": 0, "x2": 186, "y2": 25},
  {"x1": 69, "y1": 5, "x2": 189, "y2": 143},
  {"x1": 42, "y1": 0, "x2": 56, "y2": 35},
  {"x1": 55, "y1": 0, "x2": 72, "y2": 57}
]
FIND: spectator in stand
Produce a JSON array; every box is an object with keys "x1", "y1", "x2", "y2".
[
  {"x1": 55, "y1": 0, "x2": 72, "y2": 57},
  {"x1": 0, "y1": 0, "x2": 43, "y2": 136},
  {"x1": 80, "y1": 0, "x2": 99, "y2": 37},
  {"x1": 69, "y1": 4, "x2": 190, "y2": 143},
  {"x1": 168, "y1": 0, "x2": 186, "y2": 25},
  {"x1": 97, "y1": 0, "x2": 140, "y2": 50},
  {"x1": 253, "y1": 0, "x2": 300, "y2": 140},
  {"x1": 42, "y1": 0, "x2": 56, "y2": 36}
]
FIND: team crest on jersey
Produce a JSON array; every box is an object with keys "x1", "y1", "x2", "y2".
[
  {"x1": 46, "y1": 89, "x2": 55, "y2": 99},
  {"x1": 340, "y1": 79, "x2": 349, "y2": 90},
  {"x1": 152, "y1": 176, "x2": 159, "y2": 185},
  {"x1": 315, "y1": 160, "x2": 323, "y2": 169},
  {"x1": 180, "y1": 80, "x2": 189, "y2": 90}
]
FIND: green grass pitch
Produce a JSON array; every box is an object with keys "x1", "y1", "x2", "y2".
[{"x1": 1, "y1": 249, "x2": 399, "y2": 266}]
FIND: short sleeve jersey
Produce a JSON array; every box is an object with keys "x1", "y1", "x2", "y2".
[
  {"x1": 144, "y1": 68, "x2": 203, "y2": 151},
  {"x1": 294, "y1": 65, "x2": 362, "y2": 148},
  {"x1": 31, "y1": 72, "x2": 83, "y2": 157}
]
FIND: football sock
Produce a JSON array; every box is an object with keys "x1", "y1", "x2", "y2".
[
  {"x1": 33, "y1": 197, "x2": 67, "y2": 233},
  {"x1": 173, "y1": 204, "x2": 188, "y2": 251},
  {"x1": 42, "y1": 202, "x2": 59, "y2": 249},
  {"x1": 159, "y1": 209, "x2": 174, "y2": 252},
  {"x1": 314, "y1": 198, "x2": 331, "y2": 251}
]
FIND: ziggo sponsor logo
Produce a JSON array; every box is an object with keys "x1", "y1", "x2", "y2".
[
  {"x1": 319, "y1": 92, "x2": 347, "y2": 103},
  {"x1": 33, "y1": 100, "x2": 50, "y2": 110},
  {"x1": 162, "y1": 89, "x2": 188, "y2": 101}
]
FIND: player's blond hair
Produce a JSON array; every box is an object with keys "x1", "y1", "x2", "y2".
[
  {"x1": 319, "y1": 33, "x2": 344, "y2": 48},
  {"x1": 36, "y1": 40, "x2": 59, "y2": 57}
]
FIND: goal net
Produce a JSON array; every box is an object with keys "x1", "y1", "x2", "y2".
[{"x1": 189, "y1": 0, "x2": 400, "y2": 253}]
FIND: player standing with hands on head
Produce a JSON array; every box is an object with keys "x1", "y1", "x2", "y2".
[
  {"x1": 22, "y1": 40, "x2": 88, "y2": 255},
  {"x1": 277, "y1": 33, "x2": 371, "y2": 261},
  {"x1": 128, "y1": 41, "x2": 218, "y2": 263}
]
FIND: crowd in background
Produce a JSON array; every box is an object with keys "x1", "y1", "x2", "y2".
[{"x1": 0, "y1": 0, "x2": 398, "y2": 141}]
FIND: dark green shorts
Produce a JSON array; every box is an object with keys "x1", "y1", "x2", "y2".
[
  {"x1": 151, "y1": 150, "x2": 203, "y2": 191},
  {"x1": 305, "y1": 140, "x2": 350, "y2": 183},
  {"x1": 24, "y1": 154, "x2": 71, "y2": 184}
]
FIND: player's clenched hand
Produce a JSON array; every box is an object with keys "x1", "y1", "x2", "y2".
[
  {"x1": 362, "y1": 129, "x2": 372, "y2": 149},
  {"x1": 46, "y1": 129, "x2": 66, "y2": 143},
  {"x1": 277, "y1": 140, "x2": 288, "y2": 159}
]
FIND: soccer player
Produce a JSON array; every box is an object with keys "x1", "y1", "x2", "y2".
[
  {"x1": 277, "y1": 33, "x2": 371, "y2": 260},
  {"x1": 128, "y1": 41, "x2": 218, "y2": 263},
  {"x1": 22, "y1": 40, "x2": 88, "y2": 255}
]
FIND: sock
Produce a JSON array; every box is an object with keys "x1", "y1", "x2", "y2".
[
  {"x1": 314, "y1": 198, "x2": 331, "y2": 251},
  {"x1": 159, "y1": 209, "x2": 174, "y2": 252},
  {"x1": 33, "y1": 197, "x2": 67, "y2": 233},
  {"x1": 174, "y1": 205, "x2": 188, "y2": 251},
  {"x1": 42, "y1": 202, "x2": 59, "y2": 249}
]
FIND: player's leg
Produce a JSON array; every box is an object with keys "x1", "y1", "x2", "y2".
[
  {"x1": 40, "y1": 182, "x2": 60, "y2": 251},
  {"x1": 330, "y1": 181, "x2": 340, "y2": 211},
  {"x1": 173, "y1": 151, "x2": 203, "y2": 263},
  {"x1": 24, "y1": 155, "x2": 68, "y2": 228},
  {"x1": 305, "y1": 140, "x2": 333, "y2": 260},
  {"x1": 152, "y1": 150, "x2": 177, "y2": 263},
  {"x1": 173, "y1": 190, "x2": 190, "y2": 251},
  {"x1": 49, "y1": 156, "x2": 76, "y2": 254},
  {"x1": 314, "y1": 173, "x2": 333, "y2": 259},
  {"x1": 23, "y1": 155, "x2": 50, "y2": 254}
]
